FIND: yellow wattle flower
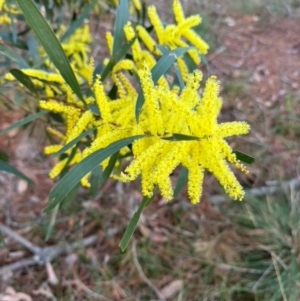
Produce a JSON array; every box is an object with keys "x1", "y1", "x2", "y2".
[{"x1": 119, "y1": 65, "x2": 250, "y2": 203}]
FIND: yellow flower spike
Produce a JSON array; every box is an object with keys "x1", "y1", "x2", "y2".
[
  {"x1": 105, "y1": 32, "x2": 114, "y2": 55},
  {"x1": 112, "y1": 59, "x2": 135, "y2": 73},
  {"x1": 39, "y1": 100, "x2": 67, "y2": 113},
  {"x1": 83, "y1": 128, "x2": 131, "y2": 159},
  {"x1": 64, "y1": 109, "x2": 81, "y2": 139},
  {"x1": 123, "y1": 22, "x2": 142, "y2": 62},
  {"x1": 49, "y1": 159, "x2": 67, "y2": 179},
  {"x1": 180, "y1": 69, "x2": 202, "y2": 108},
  {"x1": 46, "y1": 127, "x2": 65, "y2": 141},
  {"x1": 217, "y1": 122, "x2": 251, "y2": 138},
  {"x1": 182, "y1": 30, "x2": 209, "y2": 55},
  {"x1": 187, "y1": 48, "x2": 201, "y2": 65},
  {"x1": 67, "y1": 110, "x2": 94, "y2": 143},
  {"x1": 176, "y1": 57, "x2": 189, "y2": 83},
  {"x1": 183, "y1": 157, "x2": 205, "y2": 204},
  {"x1": 121, "y1": 138, "x2": 165, "y2": 182},
  {"x1": 197, "y1": 76, "x2": 221, "y2": 128},
  {"x1": 87, "y1": 58, "x2": 94, "y2": 86},
  {"x1": 81, "y1": 173, "x2": 91, "y2": 188},
  {"x1": 116, "y1": 73, "x2": 136, "y2": 98},
  {"x1": 172, "y1": 0, "x2": 185, "y2": 23},
  {"x1": 43, "y1": 144, "x2": 63, "y2": 155},
  {"x1": 175, "y1": 15, "x2": 201, "y2": 38},
  {"x1": 147, "y1": 6, "x2": 165, "y2": 44},
  {"x1": 139, "y1": 66, "x2": 165, "y2": 135},
  {"x1": 112, "y1": 74, "x2": 127, "y2": 99},
  {"x1": 132, "y1": 0, "x2": 141, "y2": 11},
  {"x1": 44, "y1": 86, "x2": 55, "y2": 98},
  {"x1": 136, "y1": 25, "x2": 160, "y2": 55},
  {"x1": 93, "y1": 75, "x2": 112, "y2": 122}
]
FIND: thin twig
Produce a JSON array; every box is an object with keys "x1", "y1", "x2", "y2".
[
  {"x1": 0, "y1": 223, "x2": 97, "y2": 275},
  {"x1": 131, "y1": 240, "x2": 166, "y2": 301},
  {"x1": 0, "y1": 223, "x2": 41, "y2": 254},
  {"x1": 210, "y1": 177, "x2": 300, "y2": 204}
]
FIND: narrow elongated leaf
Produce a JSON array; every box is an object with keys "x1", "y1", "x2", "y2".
[
  {"x1": 0, "y1": 44, "x2": 29, "y2": 68},
  {"x1": 174, "y1": 166, "x2": 188, "y2": 197},
  {"x1": 234, "y1": 151, "x2": 255, "y2": 164},
  {"x1": 45, "y1": 135, "x2": 143, "y2": 212},
  {"x1": 0, "y1": 160, "x2": 34, "y2": 185},
  {"x1": 119, "y1": 196, "x2": 150, "y2": 251},
  {"x1": 135, "y1": 47, "x2": 192, "y2": 120},
  {"x1": 101, "y1": 38, "x2": 136, "y2": 81},
  {"x1": 0, "y1": 110, "x2": 48, "y2": 136},
  {"x1": 163, "y1": 133, "x2": 199, "y2": 141},
  {"x1": 89, "y1": 166, "x2": 102, "y2": 196},
  {"x1": 15, "y1": 0, "x2": 84, "y2": 102},
  {"x1": 10, "y1": 69, "x2": 37, "y2": 95},
  {"x1": 53, "y1": 128, "x2": 94, "y2": 157},
  {"x1": 151, "y1": 47, "x2": 192, "y2": 83},
  {"x1": 60, "y1": 0, "x2": 98, "y2": 42},
  {"x1": 112, "y1": 0, "x2": 129, "y2": 57},
  {"x1": 46, "y1": 183, "x2": 79, "y2": 240},
  {"x1": 155, "y1": 45, "x2": 184, "y2": 89},
  {"x1": 99, "y1": 151, "x2": 119, "y2": 184}
]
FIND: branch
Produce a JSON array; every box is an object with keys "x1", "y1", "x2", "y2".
[
  {"x1": 0, "y1": 223, "x2": 97, "y2": 275},
  {"x1": 210, "y1": 177, "x2": 300, "y2": 204}
]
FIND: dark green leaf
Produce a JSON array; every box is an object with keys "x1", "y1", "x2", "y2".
[
  {"x1": 174, "y1": 166, "x2": 188, "y2": 197},
  {"x1": 15, "y1": 0, "x2": 84, "y2": 102},
  {"x1": 0, "y1": 160, "x2": 34, "y2": 185},
  {"x1": 60, "y1": 0, "x2": 98, "y2": 42},
  {"x1": 101, "y1": 38, "x2": 136, "y2": 81},
  {"x1": 0, "y1": 151, "x2": 9, "y2": 163},
  {"x1": 112, "y1": 0, "x2": 128, "y2": 57},
  {"x1": 53, "y1": 128, "x2": 94, "y2": 157},
  {"x1": 45, "y1": 183, "x2": 79, "y2": 240},
  {"x1": 151, "y1": 47, "x2": 192, "y2": 83},
  {"x1": 99, "y1": 151, "x2": 119, "y2": 184},
  {"x1": 135, "y1": 47, "x2": 192, "y2": 120},
  {"x1": 119, "y1": 196, "x2": 150, "y2": 251},
  {"x1": 0, "y1": 44, "x2": 29, "y2": 68},
  {"x1": 89, "y1": 166, "x2": 102, "y2": 196},
  {"x1": 163, "y1": 133, "x2": 199, "y2": 141},
  {"x1": 0, "y1": 110, "x2": 48, "y2": 136},
  {"x1": 234, "y1": 151, "x2": 255, "y2": 164},
  {"x1": 10, "y1": 69, "x2": 37, "y2": 95},
  {"x1": 45, "y1": 135, "x2": 143, "y2": 212}
]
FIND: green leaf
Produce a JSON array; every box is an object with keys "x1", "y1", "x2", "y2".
[
  {"x1": 100, "y1": 152, "x2": 119, "y2": 183},
  {"x1": 112, "y1": 0, "x2": 129, "y2": 57},
  {"x1": 53, "y1": 128, "x2": 94, "y2": 157},
  {"x1": 45, "y1": 184, "x2": 79, "y2": 240},
  {"x1": 234, "y1": 151, "x2": 255, "y2": 165},
  {"x1": 119, "y1": 196, "x2": 150, "y2": 251},
  {"x1": 101, "y1": 38, "x2": 136, "y2": 81},
  {"x1": 60, "y1": 0, "x2": 98, "y2": 42},
  {"x1": 0, "y1": 160, "x2": 34, "y2": 185},
  {"x1": 135, "y1": 47, "x2": 192, "y2": 120},
  {"x1": 174, "y1": 166, "x2": 188, "y2": 197},
  {"x1": 45, "y1": 135, "x2": 143, "y2": 212},
  {"x1": 15, "y1": 0, "x2": 84, "y2": 102},
  {"x1": 10, "y1": 69, "x2": 37, "y2": 95},
  {"x1": 155, "y1": 45, "x2": 184, "y2": 90},
  {"x1": 89, "y1": 166, "x2": 102, "y2": 196},
  {"x1": 0, "y1": 110, "x2": 48, "y2": 136},
  {"x1": 163, "y1": 133, "x2": 199, "y2": 141},
  {"x1": 0, "y1": 44, "x2": 29, "y2": 68}
]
